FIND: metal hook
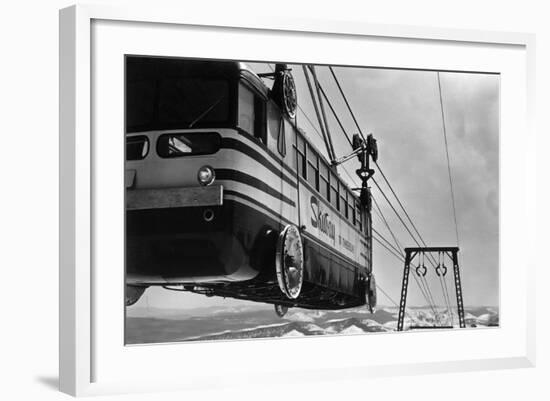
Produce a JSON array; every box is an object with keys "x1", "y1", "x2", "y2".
[
  {"x1": 415, "y1": 252, "x2": 426, "y2": 277},
  {"x1": 436, "y1": 252, "x2": 448, "y2": 276},
  {"x1": 416, "y1": 259, "x2": 427, "y2": 277}
]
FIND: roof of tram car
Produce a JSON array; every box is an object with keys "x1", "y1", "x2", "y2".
[
  {"x1": 127, "y1": 56, "x2": 268, "y2": 93},
  {"x1": 236, "y1": 62, "x2": 270, "y2": 98}
]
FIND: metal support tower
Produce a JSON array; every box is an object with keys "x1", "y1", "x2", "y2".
[
  {"x1": 397, "y1": 251, "x2": 412, "y2": 331},
  {"x1": 397, "y1": 247, "x2": 465, "y2": 331},
  {"x1": 451, "y1": 250, "x2": 466, "y2": 328}
]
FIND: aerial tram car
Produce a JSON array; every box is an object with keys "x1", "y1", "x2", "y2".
[{"x1": 125, "y1": 56, "x2": 378, "y2": 316}]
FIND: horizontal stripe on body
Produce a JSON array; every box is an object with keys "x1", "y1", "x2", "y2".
[
  {"x1": 224, "y1": 190, "x2": 368, "y2": 271},
  {"x1": 233, "y1": 128, "x2": 297, "y2": 177},
  {"x1": 222, "y1": 180, "x2": 297, "y2": 223},
  {"x1": 216, "y1": 169, "x2": 296, "y2": 207},
  {"x1": 220, "y1": 137, "x2": 297, "y2": 189},
  {"x1": 224, "y1": 190, "x2": 294, "y2": 227}
]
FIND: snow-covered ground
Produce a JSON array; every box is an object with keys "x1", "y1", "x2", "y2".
[{"x1": 126, "y1": 305, "x2": 499, "y2": 344}]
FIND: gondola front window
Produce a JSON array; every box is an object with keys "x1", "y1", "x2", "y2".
[
  {"x1": 127, "y1": 78, "x2": 230, "y2": 132},
  {"x1": 126, "y1": 58, "x2": 233, "y2": 132},
  {"x1": 157, "y1": 132, "x2": 222, "y2": 158},
  {"x1": 126, "y1": 135, "x2": 149, "y2": 160}
]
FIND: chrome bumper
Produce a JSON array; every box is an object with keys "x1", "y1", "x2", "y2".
[{"x1": 126, "y1": 185, "x2": 223, "y2": 210}]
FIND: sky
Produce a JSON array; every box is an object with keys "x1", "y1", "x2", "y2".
[{"x1": 132, "y1": 61, "x2": 499, "y2": 310}]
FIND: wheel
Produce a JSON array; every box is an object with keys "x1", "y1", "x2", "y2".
[
  {"x1": 275, "y1": 225, "x2": 304, "y2": 299},
  {"x1": 126, "y1": 285, "x2": 146, "y2": 306},
  {"x1": 274, "y1": 304, "x2": 289, "y2": 318},
  {"x1": 365, "y1": 273, "x2": 377, "y2": 313},
  {"x1": 282, "y1": 72, "x2": 297, "y2": 119}
]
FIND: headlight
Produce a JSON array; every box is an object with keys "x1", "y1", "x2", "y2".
[{"x1": 197, "y1": 165, "x2": 215, "y2": 186}]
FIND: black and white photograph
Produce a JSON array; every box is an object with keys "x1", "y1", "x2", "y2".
[
  {"x1": 3, "y1": 0, "x2": 546, "y2": 398},
  {"x1": 124, "y1": 56, "x2": 499, "y2": 344}
]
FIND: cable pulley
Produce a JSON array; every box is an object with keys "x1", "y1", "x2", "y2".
[
  {"x1": 416, "y1": 264, "x2": 427, "y2": 277},
  {"x1": 435, "y1": 252, "x2": 448, "y2": 277},
  {"x1": 435, "y1": 265, "x2": 448, "y2": 277}
]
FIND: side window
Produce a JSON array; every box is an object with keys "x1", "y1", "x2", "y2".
[
  {"x1": 157, "y1": 133, "x2": 221, "y2": 158},
  {"x1": 319, "y1": 162, "x2": 330, "y2": 201},
  {"x1": 340, "y1": 184, "x2": 347, "y2": 217},
  {"x1": 296, "y1": 135, "x2": 306, "y2": 179},
  {"x1": 356, "y1": 203, "x2": 362, "y2": 231},
  {"x1": 126, "y1": 135, "x2": 149, "y2": 160},
  {"x1": 345, "y1": 188, "x2": 351, "y2": 220},
  {"x1": 307, "y1": 145, "x2": 318, "y2": 190},
  {"x1": 287, "y1": 123, "x2": 297, "y2": 171},
  {"x1": 239, "y1": 83, "x2": 266, "y2": 144},
  {"x1": 351, "y1": 194, "x2": 357, "y2": 225},
  {"x1": 330, "y1": 173, "x2": 339, "y2": 210},
  {"x1": 254, "y1": 96, "x2": 266, "y2": 144}
]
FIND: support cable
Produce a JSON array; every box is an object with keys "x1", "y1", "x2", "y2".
[
  {"x1": 325, "y1": 65, "x2": 455, "y2": 323},
  {"x1": 372, "y1": 229, "x2": 404, "y2": 260},
  {"x1": 376, "y1": 284, "x2": 415, "y2": 327},
  {"x1": 302, "y1": 65, "x2": 336, "y2": 161},
  {"x1": 438, "y1": 252, "x2": 455, "y2": 325},
  {"x1": 265, "y1": 63, "x2": 444, "y2": 320},
  {"x1": 371, "y1": 180, "x2": 440, "y2": 310},
  {"x1": 436, "y1": 71, "x2": 460, "y2": 247},
  {"x1": 306, "y1": 66, "x2": 354, "y2": 147},
  {"x1": 373, "y1": 161, "x2": 438, "y2": 267},
  {"x1": 329, "y1": 65, "x2": 446, "y2": 311},
  {"x1": 373, "y1": 231, "x2": 437, "y2": 316},
  {"x1": 329, "y1": 66, "x2": 367, "y2": 142},
  {"x1": 372, "y1": 194, "x2": 403, "y2": 253},
  {"x1": 372, "y1": 235, "x2": 405, "y2": 262},
  {"x1": 372, "y1": 178, "x2": 425, "y2": 251}
]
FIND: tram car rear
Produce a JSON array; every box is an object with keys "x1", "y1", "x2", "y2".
[{"x1": 125, "y1": 56, "x2": 376, "y2": 314}]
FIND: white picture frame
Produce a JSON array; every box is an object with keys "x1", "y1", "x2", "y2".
[{"x1": 59, "y1": 4, "x2": 536, "y2": 397}]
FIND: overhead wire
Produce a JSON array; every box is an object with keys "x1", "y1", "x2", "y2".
[
  {"x1": 328, "y1": 65, "x2": 438, "y2": 278},
  {"x1": 371, "y1": 177, "x2": 426, "y2": 251},
  {"x1": 436, "y1": 71, "x2": 460, "y2": 247},
  {"x1": 331, "y1": 66, "x2": 439, "y2": 271},
  {"x1": 372, "y1": 230, "x2": 404, "y2": 261},
  {"x1": 306, "y1": 66, "x2": 354, "y2": 148},
  {"x1": 372, "y1": 194, "x2": 403, "y2": 253},
  {"x1": 323, "y1": 65, "x2": 450, "y2": 320},
  {"x1": 264, "y1": 62, "x2": 446, "y2": 322},
  {"x1": 372, "y1": 228, "x2": 438, "y2": 317},
  {"x1": 372, "y1": 164, "x2": 452, "y2": 317},
  {"x1": 372, "y1": 235, "x2": 405, "y2": 263},
  {"x1": 438, "y1": 251, "x2": 455, "y2": 325},
  {"x1": 341, "y1": 76, "x2": 447, "y2": 312},
  {"x1": 372, "y1": 195, "x2": 437, "y2": 312},
  {"x1": 301, "y1": 64, "x2": 440, "y2": 316},
  {"x1": 329, "y1": 66, "x2": 367, "y2": 142},
  {"x1": 436, "y1": 72, "x2": 460, "y2": 323},
  {"x1": 376, "y1": 284, "x2": 415, "y2": 327}
]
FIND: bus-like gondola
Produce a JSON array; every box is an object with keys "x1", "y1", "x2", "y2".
[{"x1": 125, "y1": 56, "x2": 377, "y2": 316}]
